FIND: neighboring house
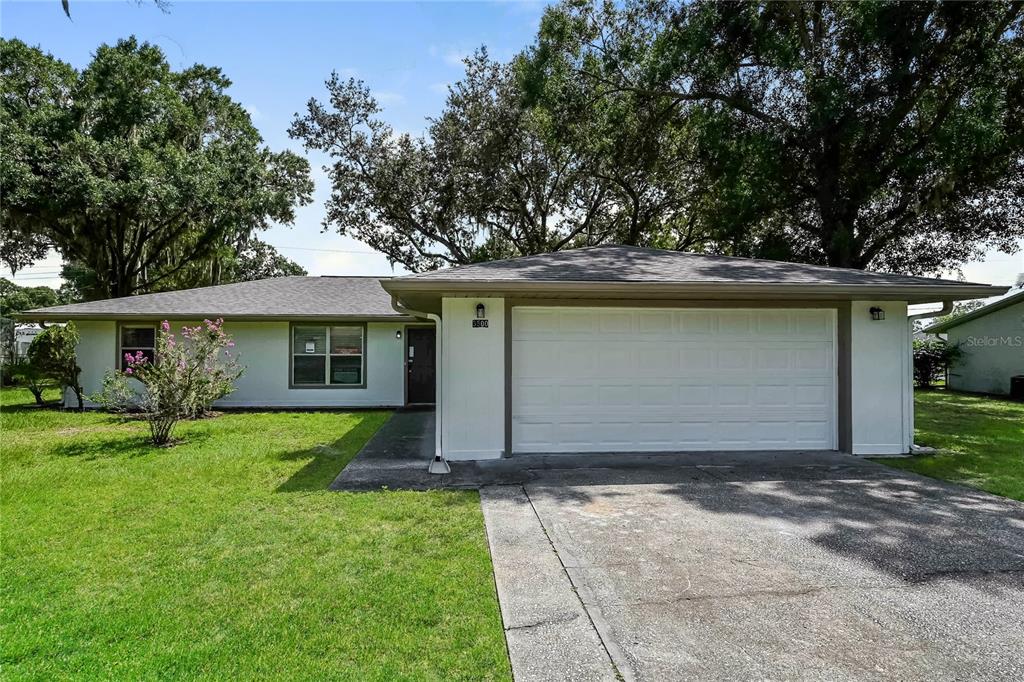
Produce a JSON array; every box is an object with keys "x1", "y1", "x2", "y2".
[
  {"x1": 14, "y1": 325, "x2": 42, "y2": 359},
  {"x1": 923, "y1": 289, "x2": 1024, "y2": 396},
  {"x1": 21, "y1": 246, "x2": 1006, "y2": 458},
  {"x1": 0, "y1": 323, "x2": 43, "y2": 363}
]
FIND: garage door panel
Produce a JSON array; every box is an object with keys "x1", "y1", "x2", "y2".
[
  {"x1": 512, "y1": 307, "x2": 836, "y2": 453},
  {"x1": 716, "y1": 347, "x2": 754, "y2": 370},
  {"x1": 638, "y1": 310, "x2": 673, "y2": 334},
  {"x1": 679, "y1": 347, "x2": 714, "y2": 370},
  {"x1": 558, "y1": 310, "x2": 596, "y2": 334},
  {"x1": 756, "y1": 310, "x2": 791, "y2": 335},
  {"x1": 515, "y1": 309, "x2": 558, "y2": 336},
  {"x1": 678, "y1": 310, "x2": 715, "y2": 334},
  {"x1": 638, "y1": 347, "x2": 677, "y2": 373},
  {"x1": 717, "y1": 311, "x2": 753, "y2": 335},
  {"x1": 598, "y1": 311, "x2": 634, "y2": 334}
]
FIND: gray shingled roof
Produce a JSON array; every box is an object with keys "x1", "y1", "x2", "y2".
[
  {"x1": 395, "y1": 245, "x2": 986, "y2": 287},
  {"x1": 21, "y1": 276, "x2": 406, "y2": 320}
]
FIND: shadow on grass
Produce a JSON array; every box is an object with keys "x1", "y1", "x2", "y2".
[
  {"x1": 0, "y1": 401, "x2": 73, "y2": 415},
  {"x1": 275, "y1": 414, "x2": 386, "y2": 493},
  {"x1": 52, "y1": 429, "x2": 214, "y2": 459}
]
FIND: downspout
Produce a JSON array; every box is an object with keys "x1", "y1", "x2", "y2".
[
  {"x1": 905, "y1": 300, "x2": 954, "y2": 453},
  {"x1": 390, "y1": 296, "x2": 449, "y2": 475}
]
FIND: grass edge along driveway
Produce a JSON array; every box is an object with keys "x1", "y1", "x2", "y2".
[
  {"x1": 1, "y1": 388, "x2": 511, "y2": 681},
  {"x1": 876, "y1": 390, "x2": 1024, "y2": 502}
]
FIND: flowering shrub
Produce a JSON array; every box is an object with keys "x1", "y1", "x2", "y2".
[{"x1": 117, "y1": 319, "x2": 243, "y2": 445}]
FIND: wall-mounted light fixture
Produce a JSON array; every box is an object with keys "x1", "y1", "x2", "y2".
[
  {"x1": 476, "y1": 303, "x2": 486, "y2": 319},
  {"x1": 395, "y1": 330, "x2": 402, "y2": 340},
  {"x1": 869, "y1": 306, "x2": 885, "y2": 321}
]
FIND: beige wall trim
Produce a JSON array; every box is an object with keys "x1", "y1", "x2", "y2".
[
  {"x1": 836, "y1": 302, "x2": 853, "y2": 454},
  {"x1": 505, "y1": 298, "x2": 844, "y2": 309},
  {"x1": 504, "y1": 303, "x2": 513, "y2": 458}
]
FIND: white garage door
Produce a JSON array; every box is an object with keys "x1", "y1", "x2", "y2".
[{"x1": 512, "y1": 307, "x2": 836, "y2": 453}]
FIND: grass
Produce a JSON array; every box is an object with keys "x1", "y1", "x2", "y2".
[
  {"x1": 876, "y1": 390, "x2": 1024, "y2": 501},
  {"x1": 0, "y1": 387, "x2": 510, "y2": 681}
]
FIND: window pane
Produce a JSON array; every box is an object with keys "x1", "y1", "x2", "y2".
[
  {"x1": 120, "y1": 348, "x2": 155, "y2": 370},
  {"x1": 293, "y1": 326, "x2": 326, "y2": 355},
  {"x1": 122, "y1": 327, "x2": 155, "y2": 348},
  {"x1": 293, "y1": 355, "x2": 326, "y2": 384},
  {"x1": 330, "y1": 326, "x2": 362, "y2": 355},
  {"x1": 330, "y1": 356, "x2": 362, "y2": 385}
]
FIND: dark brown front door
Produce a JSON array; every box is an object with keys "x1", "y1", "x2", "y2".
[{"x1": 406, "y1": 327, "x2": 436, "y2": 404}]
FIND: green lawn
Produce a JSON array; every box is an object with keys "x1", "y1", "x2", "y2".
[
  {"x1": 876, "y1": 390, "x2": 1024, "y2": 501},
  {"x1": 0, "y1": 388, "x2": 510, "y2": 681}
]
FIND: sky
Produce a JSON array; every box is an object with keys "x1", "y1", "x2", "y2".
[{"x1": 2, "y1": 0, "x2": 1022, "y2": 299}]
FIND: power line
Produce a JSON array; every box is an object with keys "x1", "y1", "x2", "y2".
[{"x1": 274, "y1": 245, "x2": 380, "y2": 255}]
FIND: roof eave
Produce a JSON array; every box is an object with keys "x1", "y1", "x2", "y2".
[
  {"x1": 14, "y1": 311, "x2": 422, "y2": 323},
  {"x1": 380, "y1": 279, "x2": 1008, "y2": 304}
]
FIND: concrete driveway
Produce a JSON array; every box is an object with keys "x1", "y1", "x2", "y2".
[{"x1": 480, "y1": 455, "x2": 1024, "y2": 681}]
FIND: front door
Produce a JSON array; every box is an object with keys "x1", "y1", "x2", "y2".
[{"x1": 406, "y1": 327, "x2": 436, "y2": 404}]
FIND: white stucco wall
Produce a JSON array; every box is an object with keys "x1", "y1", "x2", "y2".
[
  {"x1": 65, "y1": 320, "x2": 117, "y2": 408},
  {"x1": 70, "y1": 319, "x2": 414, "y2": 408},
  {"x1": 440, "y1": 297, "x2": 505, "y2": 460},
  {"x1": 850, "y1": 301, "x2": 912, "y2": 455},
  {"x1": 946, "y1": 300, "x2": 1024, "y2": 395}
]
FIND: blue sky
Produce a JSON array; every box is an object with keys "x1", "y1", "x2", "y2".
[
  {"x1": 0, "y1": 0, "x2": 547, "y2": 284},
  {"x1": 2, "y1": 0, "x2": 1021, "y2": 292}
]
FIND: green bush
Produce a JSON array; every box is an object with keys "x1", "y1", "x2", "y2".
[
  {"x1": 9, "y1": 359, "x2": 54, "y2": 406},
  {"x1": 27, "y1": 323, "x2": 84, "y2": 410},
  {"x1": 913, "y1": 338, "x2": 962, "y2": 389}
]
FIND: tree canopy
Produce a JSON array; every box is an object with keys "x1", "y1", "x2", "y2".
[
  {"x1": 0, "y1": 37, "x2": 313, "y2": 299},
  {"x1": 0, "y1": 278, "x2": 62, "y2": 318},
  {"x1": 294, "y1": 0, "x2": 1023, "y2": 274},
  {"x1": 526, "y1": 0, "x2": 1024, "y2": 274}
]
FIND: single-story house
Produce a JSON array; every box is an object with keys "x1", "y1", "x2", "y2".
[
  {"x1": 923, "y1": 288, "x2": 1024, "y2": 396},
  {"x1": 21, "y1": 246, "x2": 1007, "y2": 458}
]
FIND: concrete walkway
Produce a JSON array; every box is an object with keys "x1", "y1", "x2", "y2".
[{"x1": 330, "y1": 407, "x2": 890, "y2": 490}]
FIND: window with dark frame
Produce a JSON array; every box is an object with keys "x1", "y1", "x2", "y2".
[
  {"x1": 120, "y1": 325, "x2": 156, "y2": 369},
  {"x1": 292, "y1": 325, "x2": 364, "y2": 386}
]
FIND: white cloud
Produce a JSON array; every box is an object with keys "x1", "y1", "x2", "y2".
[
  {"x1": 0, "y1": 249, "x2": 64, "y2": 288},
  {"x1": 429, "y1": 44, "x2": 470, "y2": 68},
  {"x1": 244, "y1": 104, "x2": 264, "y2": 122},
  {"x1": 443, "y1": 49, "x2": 468, "y2": 67},
  {"x1": 309, "y1": 248, "x2": 406, "y2": 277},
  {"x1": 429, "y1": 82, "x2": 450, "y2": 95},
  {"x1": 374, "y1": 90, "x2": 406, "y2": 106}
]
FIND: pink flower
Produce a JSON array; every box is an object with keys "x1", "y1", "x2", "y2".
[
  {"x1": 161, "y1": 320, "x2": 170, "y2": 332},
  {"x1": 227, "y1": 341, "x2": 235, "y2": 347},
  {"x1": 125, "y1": 367, "x2": 133, "y2": 375}
]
